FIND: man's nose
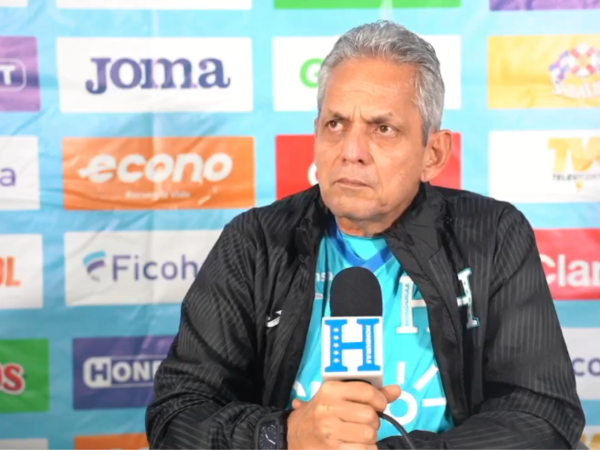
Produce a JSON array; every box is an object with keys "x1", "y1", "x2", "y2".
[{"x1": 340, "y1": 127, "x2": 370, "y2": 164}]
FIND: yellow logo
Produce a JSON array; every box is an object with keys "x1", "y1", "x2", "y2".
[
  {"x1": 548, "y1": 137, "x2": 600, "y2": 190},
  {"x1": 489, "y1": 35, "x2": 600, "y2": 108},
  {"x1": 581, "y1": 431, "x2": 600, "y2": 450}
]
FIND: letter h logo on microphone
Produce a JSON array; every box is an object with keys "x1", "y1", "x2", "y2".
[{"x1": 322, "y1": 317, "x2": 383, "y2": 384}]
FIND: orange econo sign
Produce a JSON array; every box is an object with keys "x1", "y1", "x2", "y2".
[
  {"x1": 63, "y1": 137, "x2": 255, "y2": 210},
  {"x1": 74, "y1": 433, "x2": 148, "y2": 450}
]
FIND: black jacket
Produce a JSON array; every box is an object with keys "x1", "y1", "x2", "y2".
[{"x1": 146, "y1": 183, "x2": 585, "y2": 449}]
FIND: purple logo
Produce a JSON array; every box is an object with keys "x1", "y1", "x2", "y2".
[
  {"x1": 491, "y1": 0, "x2": 600, "y2": 9},
  {"x1": 73, "y1": 335, "x2": 174, "y2": 410},
  {"x1": 0, "y1": 37, "x2": 40, "y2": 111},
  {"x1": 0, "y1": 166, "x2": 16, "y2": 187}
]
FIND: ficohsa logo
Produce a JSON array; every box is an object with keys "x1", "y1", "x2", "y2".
[
  {"x1": 81, "y1": 249, "x2": 200, "y2": 284},
  {"x1": 63, "y1": 137, "x2": 255, "y2": 210},
  {"x1": 0, "y1": 362, "x2": 25, "y2": 394},
  {"x1": 57, "y1": 37, "x2": 253, "y2": 113},
  {"x1": 65, "y1": 230, "x2": 221, "y2": 306}
]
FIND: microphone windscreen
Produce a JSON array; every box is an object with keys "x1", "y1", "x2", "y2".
[{"x1": 330, "y1": 267, "x2": 383, "y2": 317}]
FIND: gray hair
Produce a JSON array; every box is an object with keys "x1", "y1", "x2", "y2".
[{"x1": 317, "y1": 20, "x2": 445, "y2": 144}]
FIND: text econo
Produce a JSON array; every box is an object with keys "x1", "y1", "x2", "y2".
[{"x1": 77, "y1": 153, "x2": 233, "y2": 184}]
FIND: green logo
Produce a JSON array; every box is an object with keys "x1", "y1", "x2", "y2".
[
  {"x1": 0, "y1": 339, "x2": 50, "y2": 413},
  {"x1": 275, "y1": 0, "x2": 460, "y2": 8},
  {"x1": 300, "y1": 58, "x2": 323, "y2": 88}
]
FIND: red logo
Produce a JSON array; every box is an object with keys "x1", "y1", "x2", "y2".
[
  {"x1": 0, "y1": 363, "x2": 25, "y2": 394},
  {"x1": 275, "y1": 133, "x2": 461, "y2": 199},
  {"x1": 534, "y1": 229, "x2": 600, "y2": 300}
]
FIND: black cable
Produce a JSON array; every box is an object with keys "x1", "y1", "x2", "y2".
[{"x1": 378, "y1": 411, "x2": 416, "y2": 450}]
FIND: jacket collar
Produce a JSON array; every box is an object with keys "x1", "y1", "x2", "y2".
[{"x1": 295, "y1": 182, "x2": 447, "y2": 258}]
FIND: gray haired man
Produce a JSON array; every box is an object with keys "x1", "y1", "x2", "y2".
[{"x1": 146, "y1": 21, "x2": 584, "y2": 450}]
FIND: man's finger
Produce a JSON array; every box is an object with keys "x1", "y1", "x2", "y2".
[
  {"x1": 291, "y1": 399, "x2": 306, "y2": 409},
  {"x1": 338, "y1": 382, "x2": 388, "y2": 412},
  {"x1": 337, "y1": 421, "x2": 378, "y2": 445},
  {"x1": 380, "y1": 385, "x2": 402, "y2": 404},
  {"x1": 339, "y1": 443, "x2": 377, "y2": 450},
  {"x1": 336, "y1": 401, "x2": 380, "y2": 429}
]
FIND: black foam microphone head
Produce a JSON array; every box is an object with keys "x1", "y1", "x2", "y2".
[{"x1": 330, "y1": 267, "x2": 383, "y2": 317}]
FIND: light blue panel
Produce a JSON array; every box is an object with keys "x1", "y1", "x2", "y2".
[{"x1": 0, "y1": 0, "x2": 598, "y2": 447}]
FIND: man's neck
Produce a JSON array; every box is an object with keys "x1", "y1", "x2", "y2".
[{"x1": 336, "y1": 217, "x2": 393, "y2": 237}]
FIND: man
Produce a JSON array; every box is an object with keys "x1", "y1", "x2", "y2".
[{"x1": 146, "y1": 20, "x2": 584, "y2": 449}]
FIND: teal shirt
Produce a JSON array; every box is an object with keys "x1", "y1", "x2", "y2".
[{"x1": 289, "y1": 220, "x2": 453, "y2": 439}]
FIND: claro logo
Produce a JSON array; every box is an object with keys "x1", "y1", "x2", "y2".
[
  {"x1": 63, "y1": 137, "x2": 255, "y2": 210},
  {"x1": 535, "y1": 229, "x2": 600, "y2": 300}
]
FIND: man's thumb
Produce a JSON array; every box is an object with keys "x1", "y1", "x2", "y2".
[
  {"x1": 380, "y1": 385, "x2": 402, "y2": 403},
  {"x1": 291, "y1": 398, "x2": 306, "y2": 410}
]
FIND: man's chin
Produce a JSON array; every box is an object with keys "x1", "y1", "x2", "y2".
[{"x1": 324, "y1": 198, "x2": 377, "y2": 221}]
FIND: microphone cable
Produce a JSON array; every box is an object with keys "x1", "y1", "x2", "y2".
[{"x1": 378, "y1": 411, "x2": 416, "y2": 450}]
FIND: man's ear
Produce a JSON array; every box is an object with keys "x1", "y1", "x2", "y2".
[
  {"x1": 313, "y1": 117, "x2": 318, "y2": 135},
  {"x1": 420, "y1": 130, "x2": 453, "y2": 182}
]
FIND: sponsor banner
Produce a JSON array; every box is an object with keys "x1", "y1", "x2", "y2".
[
  {"x1": 0, "y1": 37, "x2": 40, "y2": 112},
  {"x1": 0, "y1": 339, "x2": 49, "y2": 413},
  {"x1": 582, "y1": 426, "x2": 600, "y2": 450},
  {"x1": 0, "y1": 136, "x2": 40, "y2": 211},
  {"x1": 74, "y1": 433, "x2": 148, "y2": 450},
  {"x1": 57, "y1": 38, "x2": 253, "y2": 113},
  {"x1": 563, "y1": 328, "x2": 600, "y2": 400},
  {"x1": 488, "y1": 130, "x2": 600, "y2": 202},
  {"x1": 63, "y1": 137, "x2": 255, "y2": 210},
  {"x1": 57, "y1": 0, "x2": 250, "y2": 8},
  {"x1": 64, "y1": 230, "x2": 220, "y2": 306},
  {"x1": 535, "y1": 229, "x2": 600, "y2": 300},
  {"x1": 0, "y1": 234, "x2": 43, "y2": 309},
  {"x1": 488, "y1": 35, "x2": 600, "y2": 108},
  {"x1": 274, "y1": 0, "x2": 460, "y2": 7},
  {"x1": 491, "y1": 0, "x2": 600, "y2": 10},
  {"x1": 0, "y1": 439, "x2": 48, "y2": 449},
  {"x1": 273, "y1": 35, "x2": 461, "y2": 111},
  {"x1": 0, "y1": 0, "x2": 28, "y2": 5},
  {"x1": 275, "y1": 133, "x2": 461, "y2": 200},
  {"x1": 72, "y1": 336, "x2": 174, "y2": 409}
]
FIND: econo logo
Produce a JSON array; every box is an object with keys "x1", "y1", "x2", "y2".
[
  {"x1": 78, "y1": 152, "x2": 232, "y2": 184},
  {"x1": 63, "y1": 137, "x2": 255, "y2": 210},
  {"x1": 534, "y1": 228, "x2": 600, "y2": 300}
]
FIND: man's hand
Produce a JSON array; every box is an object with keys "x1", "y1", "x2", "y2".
[{"x1": 286, "y1": 381, "x2": 401, "y2": 450}]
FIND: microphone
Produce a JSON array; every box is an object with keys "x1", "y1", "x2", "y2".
[
  {"x1": 322, "y1": 266, "x2": 384, "y2": 388},
  {"x1": 321, "y1": 266, "x2": 416, "y2": 450}
]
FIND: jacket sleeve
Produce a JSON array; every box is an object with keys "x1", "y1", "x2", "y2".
[
  {"x1": 145, "y1": 213, "x2": 283, "y2": 449},
  {"x1": 378, "y1": 207, "x2": 585, "y2": 449}
]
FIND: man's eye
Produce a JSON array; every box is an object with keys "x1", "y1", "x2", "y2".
[
  {"x1": 327, "y1": 120, "x2": 341, "y2": 130},
  {"x1": 378, "y1": 125, "x2": 393, "y2": 134}
]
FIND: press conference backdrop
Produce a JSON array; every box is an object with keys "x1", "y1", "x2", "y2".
[{"x1": 0, "y1": 0, "x2": 599, "y2": 448}]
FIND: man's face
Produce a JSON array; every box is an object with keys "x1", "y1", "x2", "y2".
[{"x1": 314, "y1": 57, "x2": 449, "y2": 230}]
